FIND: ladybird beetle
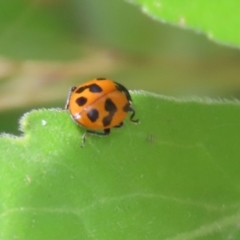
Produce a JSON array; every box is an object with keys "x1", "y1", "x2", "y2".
[{"x1": 65, "y1": 78, "x2": 139, "y2": 146}]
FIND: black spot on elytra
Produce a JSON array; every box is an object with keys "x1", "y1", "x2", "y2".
[
  {"x1": 123, "y1": 103, "x2": 130, "y2": 112},
  {"x1": 102, "y1": 98, "x2": 117, "y2": 127},
  {"x1": 105, "y1": 98, "x2": 117, "y2": 113},
  {"x1": 96, "y1": 77, "x2": 106, "y2": 80},
  {"x1": 102, "y1": 115, "x2": 112, "y2": 127},
  {"x1": 75, "y1": 83, "x2": 102, "y2": 94},
  {"x1": 75, "y1": 86, "x2": 88, "y2": 94},
  {"x1": 75, "y1": 97, "x2": 87, "y2": 106},
  {"x1": 87, "y1": 109, "x2": 99, "y2": 122},
  {"x1": 89, "y1": 83, "x2": 103, "y2": 93}
]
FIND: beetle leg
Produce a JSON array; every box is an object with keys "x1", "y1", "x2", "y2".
[
  {"x1": 81, "y1": 129, "x2": 111, "y2": 147},
  {"x1": 114, "y1": 122, "x2": 124, "y2": 128},
  {"x1": 128, "y1": 106, "x2": 139, "y2": 123},
  {"x1": 65, "y1": 86, "x2": 77, "y2": 110}
]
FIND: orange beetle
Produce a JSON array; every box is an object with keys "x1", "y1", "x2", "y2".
[{"x1": 65, "y1": 78, "x2": 139, "y2": 146}]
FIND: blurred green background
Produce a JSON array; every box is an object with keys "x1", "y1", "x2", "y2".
[{"x1": 1, "y1": 0, "x2": 240, "y2": 135}]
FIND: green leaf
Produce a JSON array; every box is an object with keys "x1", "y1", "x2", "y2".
[
  {"x1": 1, "y1": 92, "x2": 240, "y2": 239},
  {"x1": 128, "y1": 0, "x2": 240, "y2": 46}
]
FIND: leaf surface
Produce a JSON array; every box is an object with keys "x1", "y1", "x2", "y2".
[{"x1": 1, "y1": 92, "x2": 240, "y2": 239}]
